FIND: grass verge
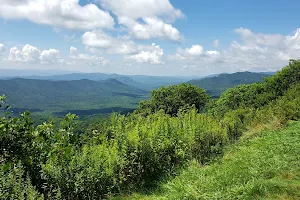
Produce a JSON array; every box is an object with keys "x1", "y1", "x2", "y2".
[{"x1": 114, "y1": 121, "x2": 300, "y2": 200}]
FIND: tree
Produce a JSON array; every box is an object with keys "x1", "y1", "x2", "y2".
[{"x1": 136, "y1": 83, "x2": 210, "y2": 116}]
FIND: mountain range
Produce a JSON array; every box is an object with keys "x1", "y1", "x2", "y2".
[{"x1": 0, "y1": 70, "x2": 274, "y2": 116}]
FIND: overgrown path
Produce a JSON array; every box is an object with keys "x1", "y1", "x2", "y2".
[{"x1": 115, "y1": 121, "x2": 300, "y2": 200}]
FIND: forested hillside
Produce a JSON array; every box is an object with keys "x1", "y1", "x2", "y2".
[
  {"x1": 1, "y1": 60, "x2": 300, "y2": 199},
  {"x1": 0, "y1": 71, "x2": 272, "y2": 117},
  {"x1": 189, "y1": 71, "x2": 272, "y2": 97},
  {"x1": 6, "y1": 72, "x2": 191, "y2": 90},
  {"x1": 0, "y1": 78, "x2": 147, "y2": 116}
]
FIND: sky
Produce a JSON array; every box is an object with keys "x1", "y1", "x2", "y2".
[{"x1": 0, "y1": 0, "x2": 300, "y2": 76}]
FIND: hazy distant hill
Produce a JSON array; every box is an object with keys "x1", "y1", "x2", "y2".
[
  {"x1": 25, "y1": 73, "x2": 124, "y2": 81},
  {"x1": 0, "y1": 78, "x2": 147, "y2": 116},
  {"x1": 0, "y1": 70, "x2": 276, "y2": 116},
  {"x1": 0, "y1": 69, "x2": 78, "y2": 78},
  {"x1": 188, "y1": 72, "x2": 273, "y2": 97},
  {"x1": 20, "y1": 73, "x2": 194, "y2": 90}
]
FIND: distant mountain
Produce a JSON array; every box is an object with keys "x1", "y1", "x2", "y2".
[
  {"x1": 188, "y1": 72, "x2": 273, "y2": 97},
  {"x1": 0, "y1": 69, "x2": 78, "y2": 78},
  {"x1": 25, "y1": 73, "x2": 124, "y2": 81},
  {"x1": 4, "y1": 72, "x2": 194, "y2": 90},
  {"x1": 0, "y1": 78, "x2": 147, "y2": 116}
]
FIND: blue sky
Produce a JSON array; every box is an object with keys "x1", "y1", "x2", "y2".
[{"x1": 0, "y1": 0, "x2": 300, "y2": 76}]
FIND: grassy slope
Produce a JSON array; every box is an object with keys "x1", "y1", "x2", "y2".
[{"x1": 116, "y1": 121, "x2": 300, "y2": 200}]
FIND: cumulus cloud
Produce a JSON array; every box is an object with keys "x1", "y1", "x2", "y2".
[
  {"x1": 118, "y1": 16, "x2": 183, "y2": 41},
  {"x1": 186, "y1": 45, "x2": 204, "y2": 56},
  {"x1": 0, "y1": 43, "x2": 5, "y2": 53},
  {"x1": 69, "y1": 46, "x2": 109, "y2": 66},
  {"x1": 9, "y1": 44, "x2": 41, "y2": 63},
  {"x1": 100, "y1": 0, "x2": 183, "y2": 20},
  {"x1": 206, "y1": 51, "x2": 220, "y2": 56},
  {"x1": 82, "y1": 30, "x2": 137, "y2": 54},
  {"x1": 8, "y1": 44, "x2": 63, "y2": 64},
  {"x1": 234, "y1": 28, "x2": 284, "y2": 47},
  {"x1": 70, "y1": 46, "x2": 78, "y2": 55},
  {"x1": 82, "y1": 30, "x2": 166, "y2": 56},
  {"x1": 0, "y1": 0, "x2": 114, "y2": 30},
  {"x1": 170, "y1": 45, "x2": 219, "y2": 61},
  {"x1": 98, "y1": 0, "x2": 183, "y2": 41},
  {"x1": 40, "y1": 49, "x2": 64, "y2": 64},
  {"x1": 170, "y1": 28, "x2": 300, "y2": 74},
  {"x1": 125, "y1": 43, "x2": 164, "y2": 64},
  {"x1": 232, "y1": 28, "x2": 300, "y2": 62}
]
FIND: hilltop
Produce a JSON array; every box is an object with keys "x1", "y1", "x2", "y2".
[{"x1": 189, "y1": 71, "x2": 273, "y2": 97}]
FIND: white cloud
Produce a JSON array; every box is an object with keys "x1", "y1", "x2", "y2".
[
  {"x1": 40, "y1": 49, "x2": 64, "y2": 64},
  {"x1": 0, "y1": 0, "x2": 114, "y2": 30},
  {"x1": 8, "y1": 44, "x2": 63, "y2": 65},
  {"x1": 169, "y1": 28, "x2": 300, "y2": 75},
  {"x1": 170, "y1": 45, "x2": 216, "y2": 61},
  {"x1": 232, "y1": 28, "x2": 300, "y2": 62},
  {"x1": 234, "y1": 28, "x2": 285, "y2": 47},
  {"x1": 9, "y1": 44, "x2": 41, "y2": 63},
  {"x1": 99, "y1": 0, "x2": 183, "y2": 21},
  {"x1": 206, "y1": 50, "x2": 220, "y2": 56},
  {"x1": 98, "y1": 0, "x2": 183, "y2": 41},
  {"x1": 118, "y1": 16, "x2": 183, "y2": 41},
  {"x1": 0, "y1": 44, "x2": 5, "y2": 53},
  {"x1": 186, "y1": 45, "x2": 204, "y2": 56},
  {"x1": 82, "y1": 30, "x2": 114, "y2": 49},
  {"x1": 125, "y1": 43, "x2": 164, "y2": 64},
  {"x1": 69, "y1": 46, "x2": 109, "y2": 66},
  {"x1": 285, "y1": 28, "x2": 300, "y2": 51},
  {"x1": 82, "y1": 30, "x2": 138, "y2": 54},
  {"x1": 82, "y1": 30, "x2": 167, "y2": 55},
  {"x1": 70, "y1": 46, "x2": 78, "y2": 55}
]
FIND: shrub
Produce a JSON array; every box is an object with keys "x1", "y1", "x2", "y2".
[
  {"x1": 0, "y1": 163, "x2": 43, "y2": 200},
  {"x1": 136, "y1": 83, "x2": 210, "y2": 116}
]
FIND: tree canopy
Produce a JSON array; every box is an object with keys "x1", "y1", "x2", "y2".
[{"x1": 136, "y1": 83, "x2": 210, "y2": 116}]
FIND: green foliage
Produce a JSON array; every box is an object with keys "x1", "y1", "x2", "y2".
[
  {"x1": 124, "y1": 121, "x2": 300, "y2": 200},
  {"x1": 41, "y1": 109, "x2": 226, "y2": 199},
  {"x1": 2, "y1": 60, "x2": 300, "y2": 199},
  {"x1": 0, "y1": 78, "x2": 146, "y2": 116},
  {"x1": 0, "y1": 163, "x2": 43, "y2": 200},
  {"x1": 137, "y1": 83, "x2": 210, "y2": 116},
  {"x1": 213, "y1": 60, "x2": 300, "y2": 116},
  {"x1": 189, "y1": 71, "x2": 271, "y2": 97},
  {"x1": 265, "y1": 59, "x2": 300, "y2": 96}
]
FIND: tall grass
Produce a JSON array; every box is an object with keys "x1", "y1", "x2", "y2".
[{"x1": 117, "y1": 121, "x2": 300, "y2": 200}]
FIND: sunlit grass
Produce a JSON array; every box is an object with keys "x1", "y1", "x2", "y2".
[{"x1": 115, "y1": 121, "x2": 300, "y2": 200}]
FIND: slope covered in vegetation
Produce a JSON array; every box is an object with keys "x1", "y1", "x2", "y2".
[
  {"x1": 118, "y1": 121, "x2": 300, "y2": 200},
  {"x1": 188, "y1": 71, "x2": 272, "y2": 97},
  {"x1": 1, "y1": 60, "x2": 300, "y2": 199},
  {"x1": 0, "y1": 78, "x2": 147, "y2": 116}
]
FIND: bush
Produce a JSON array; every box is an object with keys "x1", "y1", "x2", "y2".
[
  {"x1": 0, "y1": 163, "x2": 43, "y2": 200},
  {"x1": 136, "y1": 83, "x2": 210, "y2": 116},
  {"x1": 41, "y1": 109, "x2": 227, "y2": 199}
]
